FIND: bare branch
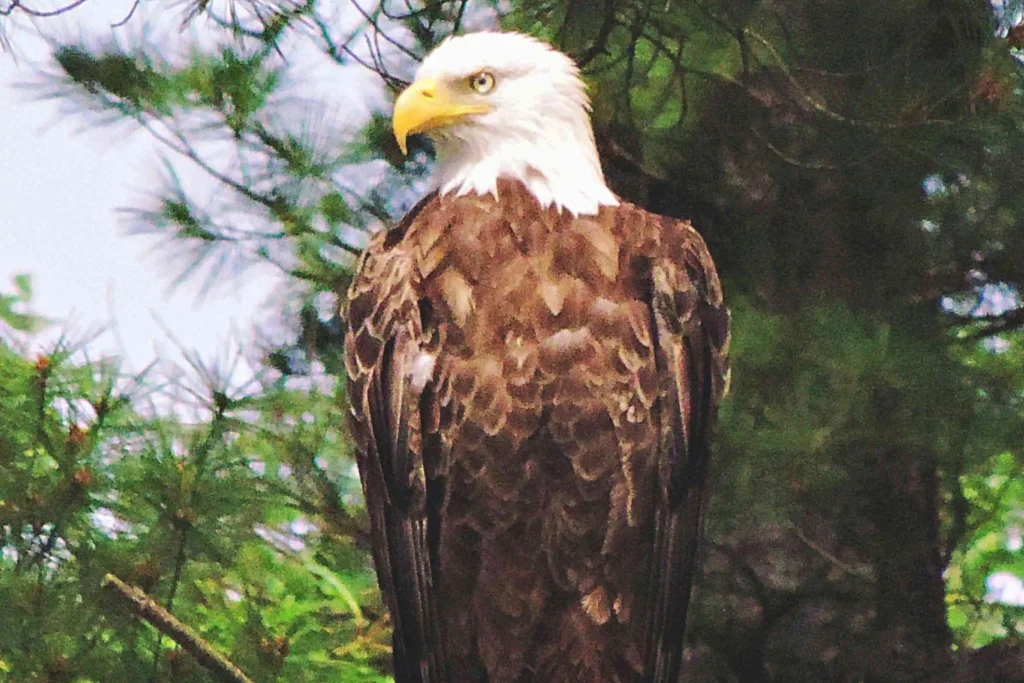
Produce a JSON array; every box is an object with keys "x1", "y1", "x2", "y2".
[
  {"x1": 574, "y1": 0, "x2": 618, "y2": 68},
  {"x1": 101, "y1": 574, "x2": 255, "y2": 683},
  {"x1": 111, "y1": 0, "x2": 140, "y2": 27},
  {"x1": 348, "y1": 0, "x2": 420, "y2": 61},
  {"x1": 0, "y1": 0, "x2": 89, "y2": 18},
  {"x1": 312, "y1": 12, "x2": 409, "y2": 89},
  {"x1": 790, "y1": 524, "x2": 871, "y2": 578},
  {"x1": 742, "y1": 25, "x2": 961, "y2": 131}
]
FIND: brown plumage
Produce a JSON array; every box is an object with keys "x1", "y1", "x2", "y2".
[{"x1": 344, "y1": 179, "x2": 729, "y2": 683}]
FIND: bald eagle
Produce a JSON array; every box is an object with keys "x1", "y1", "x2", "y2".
[{"x1": 344, "y1": 32, "x2": 729, "y2": 683}]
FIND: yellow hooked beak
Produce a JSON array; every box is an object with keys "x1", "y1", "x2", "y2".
[{"x1": 392, "y1": 78, "x2": 492, "y2": 155}]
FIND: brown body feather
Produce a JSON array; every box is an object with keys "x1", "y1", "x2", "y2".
[{"x1": 344, "y1": 180, "x2": 729, "y2": 683}]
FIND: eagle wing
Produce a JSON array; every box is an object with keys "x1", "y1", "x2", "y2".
[
  {"x1": 644, "y1": 219, "x2": 730, "y2": 683},
  {"x1": 344, "y1": 195, "x2": 449, "y2": 683}
]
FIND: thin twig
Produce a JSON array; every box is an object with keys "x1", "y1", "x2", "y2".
[
  {"x1": 349, "y1": 0, "x2": 419, "y2": 60},
  {"x1": 791, "y1": 524, "x2": 871, "y2": 578},
  {"x1": 749, "y1": 127, "x2": 884, "y2": 171},
  {"x1": 111, "y1": 0, "x2": 140, "y2": 27},
  {"x1": 743, "y1": 25, "x2": 959, "y2": 131},
  {"x1": 574, "y1": 0, "x2": 617, "y2": 67},
  {"x1": 314, "y1": 13, "x2": 408, "y2": 88},
  {"x1": 0, "y1": 0, "x2": 88, "y2": 17}
]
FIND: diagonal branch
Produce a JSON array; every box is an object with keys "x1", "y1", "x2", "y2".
[{"x1": 101, "y1": 574, "x2": 255, "y2": 683}]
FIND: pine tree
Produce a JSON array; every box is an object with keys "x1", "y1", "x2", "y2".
[{"x1": 2, "y1": 1, "x2": 1023, "y2": 680}]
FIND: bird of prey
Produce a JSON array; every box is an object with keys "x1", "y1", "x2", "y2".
[{"x1": 344, "y1": 31, "x2": 729, "y2": 683}]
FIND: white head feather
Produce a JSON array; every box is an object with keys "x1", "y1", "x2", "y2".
[{"x1": 412, "y1": 32, "x2": 619, "y2": 216}]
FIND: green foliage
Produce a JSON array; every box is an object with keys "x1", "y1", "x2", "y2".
[
  {"x1": 4, "y1": 0, "x2": 1024, "y2": 680},
  {"x1": 55, "y1": 46, "x2": 168, "y2": 112},
  {"x1": 947, "y1": 451, "x2": 1024, "y2": 647},
  {"x1": 0, "y1": 321, "x2": 390, "y2": 680},
  {"x1": 712, "y1": 299, "x2": 968, "y2": 526}
]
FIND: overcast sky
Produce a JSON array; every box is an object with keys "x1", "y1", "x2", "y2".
[
  {"x1": 0, "y1": 3, "x2": 374, "y2": 374},
  {"x1": 0, "y1": 5, "x2": 267, "y2": 374}
]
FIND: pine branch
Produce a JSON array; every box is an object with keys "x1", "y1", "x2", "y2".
[
  {"x1": 101, "y1": 574, "x2": 255, "y2": 683},
  {"x1": 962, "y1": 307, "x2": 1024, "y2": 340}
]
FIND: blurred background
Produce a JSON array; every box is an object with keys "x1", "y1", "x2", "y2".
[{"x1": 1, "y1": 1, "x2": 1023, "y2": 681}]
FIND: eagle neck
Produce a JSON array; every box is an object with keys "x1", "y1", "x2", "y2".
[{"x1": 430, "y1": 122, "x2": 619, "y2": 217}]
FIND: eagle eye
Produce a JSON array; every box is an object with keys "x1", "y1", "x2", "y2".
[{"x1": 469, "y1": 71, "x2": 496, "y2": 94}]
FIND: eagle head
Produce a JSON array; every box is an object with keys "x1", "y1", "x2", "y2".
[{"x1": 393, "y1": 31, "x2": 618, "y2": 216}]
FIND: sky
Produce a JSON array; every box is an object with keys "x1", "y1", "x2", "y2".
[
  {"x1": 0, "y1": 4, "x2": 280, "y2": 374},
  {"x1": 0, "y1": 2, "x2": 378, "y2": 375}
]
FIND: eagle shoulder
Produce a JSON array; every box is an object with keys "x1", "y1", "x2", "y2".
[{"x1": 652, "y1": 215, "x2": 730, "y2": 408}]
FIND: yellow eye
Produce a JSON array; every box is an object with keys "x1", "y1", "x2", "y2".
[{"x1": 469, "y1": 71, "x2": 496, "y2": 94}]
